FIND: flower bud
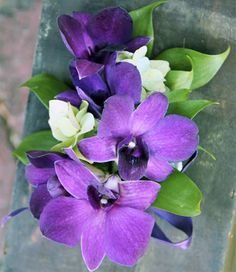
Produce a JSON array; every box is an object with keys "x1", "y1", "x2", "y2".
[{"x1": 48, "y1": 100, "x2": 95, "y2": 142}]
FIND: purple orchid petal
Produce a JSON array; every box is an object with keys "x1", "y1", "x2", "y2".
[
  {"x1": 1, "y1": 207, "x2": 28, "y2": 227},
  {"x1": 151, "y1": 208, "x2": 193, "y2": 249},
  {"x1": 87, "y1": 7, "x2": 132, "y2": 46},
  {"x1": 105, "y1": 62, "x2": 141, "y2": 104},
  {"x1": 72, "y1": 11, "x2": 92, "y2": 27},
  {"x1": 118, "y1": 136, "x2": 148, "y2": 180},
  {"x1": 25, "y1": 164, "x2": 55, "y2": 186},
  {"x1": 79, "y1": 136, "x2": 117, "y2": 162},
  {"x1": 40, "y1": 197, "x2": 93, "y2": 247},
  {"x1": 76, "y1": 87, "x2": 102, "y2": 117},
  {"x1": 56, "y1": 90, "x2": 81, "y2": 108},
  {"x1": 64, "y1": 147, "x2": 81, "y2": 162},
  {"x1": 117, "y1": 181, "x2": 160, "y2": 210},
  {"x1": 47, "y1": 176, "x2": 67, "y2": 198},
  {"x1": 58, "y1": 15, "x2": 92, "y2": 58},
  {"x1": 77, "y1": 75, "x2": 109, "y2": 107},
  {"x1": 70, "y1": 59, "x2": 109, "y2": 107},
  {"x1": 144, "y1": 115, "x2": 199, "y2": 161},
  {"x1": 81, "y1": 210, "x2": 106, "y2": 271},
  {"x1": 98, "y1": 95, "x2": 134, "y2": 138},
  {"x1": 126, "y1": 36, "x2": 151, "y2": 52},
  {"x1": 71, "y1": 59, "x2": 104, "y2": 79},
  {"x1": 55, "y1": 159, "x2": 99, "y2": 199},
  {"x1": 106, "y1": 206, "x2": 154, "y2": 266},
  {"x1": 30, "y1": 184, "x2": 52, "y2": 219},
  {"x1": 145, "y1": 155, "x2": 173, "y2": 182},
  {"x1": 106, "y1": 51, "x2": 118, "y2": 65},
  {"x1": 130, "y1": 92, "x2": 168, "y2": 136},
  {"x1": 26, "y1": 151, "x2": 66, "y2": 168}
]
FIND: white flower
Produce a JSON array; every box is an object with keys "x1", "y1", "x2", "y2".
[
  {"x1": 48, "y1": 100, "x2": 95, "y2": 142},
  {"x1": 118, "y1": 46, "x2": 170, "y2": 94}
]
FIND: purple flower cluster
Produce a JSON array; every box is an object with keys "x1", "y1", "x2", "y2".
[
  {"x1": 57, "y1": 7, "x2": 149, "y2": 116},
  {"x1": 23, "y1": 6, "x2": 198, "y2": 272},
  {"x1": 26, "y1": 149, "x2": 160, "y2": 271}
]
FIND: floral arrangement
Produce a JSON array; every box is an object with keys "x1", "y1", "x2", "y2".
[{"x1": 2, "y1": 1, "x2": 230, "y2": 271}]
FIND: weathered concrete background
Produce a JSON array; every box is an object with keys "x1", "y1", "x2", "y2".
[{"x1": 0, "y1": 0, "x2": 42, "y2": 265}]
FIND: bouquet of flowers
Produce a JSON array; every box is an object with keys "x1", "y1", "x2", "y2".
[{"x1": 2, "y1": 1, "x2": 230, "y2": 271}]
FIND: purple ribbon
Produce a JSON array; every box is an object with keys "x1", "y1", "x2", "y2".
[
  {"x1": 182, "y1": 150, "x2": 198, "y2": 172},
  {"x1": 151, "y1": 207, "x2": 193, "y2": 249},
  {"x1": 1, "y1": 207, "x2": 28, "y2": 227}
]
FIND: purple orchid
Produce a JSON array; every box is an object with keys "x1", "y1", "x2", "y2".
[
  {"x1": 39, "y1": 158, "x2": 160, "y2": 271},
  {"x1": 57, "y1": 60, "x2": 142, "y2": 117},
  {"x1": 58, "y1": 7, "x2": 150, "y2": 65},
  {"x1": 79, "y1": 92, "x2": 199, "y2": 181},
  {"x1": 25, "y1": 151, "x2": 68, "y2": 219},
  {"x1": 57, "y1": 7, "x2": 148, "y2": 116}
]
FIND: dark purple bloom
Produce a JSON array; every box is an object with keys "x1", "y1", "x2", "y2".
[
  {"x1": 25, "y1": 151, "x2": 68, "y2": 219},
  {"x1": 58, "y1": 7, "x2": 150, "y2": 63},
  {"x1": 57, "y1": 7, "x2": 149, "y2": 115},
  {"x1": 70, "y1": 61, "x2": 142, "y2": 116},
  {"x1": 56, "y1": 89, "x2": 82, "y2": 108},
  {"x1": 79, "y1": 92, "x2": 199, "y2": 181},
  {"x1": 39, "y1": 158, "x2": 160, "y2": 271}
]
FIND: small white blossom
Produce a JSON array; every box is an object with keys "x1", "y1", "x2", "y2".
[
  {"x1": 48, "y1": 100, "x2": 95, "y2": 142},
  {"x1": 118, "y1": 46, "x2": 170, "y2": 94}
]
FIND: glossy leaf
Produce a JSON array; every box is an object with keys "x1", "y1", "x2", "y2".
[
  {"x1": 21, "y1": 73, "x2": 69, "y2": 109},
  {"x1": 165, "y1": 70, "x2": 193, "y2": 91},
  {"x1": 13, "y1": 131, "x2": 58, "y2": 165},
  {"x1": 168, "y1": 99, "x2": 218, "y2": 119},
  {"x1": 166, "y1": 89, "x2": 191, "y2": 103},
  {"x1": 157, "y1": 47, "x2": 230, "y2": 90},
  {"x1": 152, "y1": 171, "x2": 202, "y2": 217},
  {"x1": 130, "y1": 1, "x2": 167, "y2": 57}
]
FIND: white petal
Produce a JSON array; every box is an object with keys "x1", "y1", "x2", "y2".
[
  {"x1": 122, "y1": 59, "x2": 137, "y2": 66},
  {"x1": 58, "y1": 117, "x2": 78, "y2": 138},
  {"x1": 136, "y1": 57, "x2": 150, "y2": 73},
  {"x1": 49, "y1": 100, "x2": 68, "y2": 119},
  {"x1": 48, "y1": 120, "x2": 68, "y2": 142},
  {"x1": 133, "y1": 46, "x2": 148, "y2": 60},
  {"x1": 79, "y1": 113, "x2": 95, "y2": 134},
  {"x1": 68, "y1": 104, "x2": 80, "y2": 130},
  {"x1": 76, "y1": 100, "x2": 89, "y2": 121},
  {"x1": 150, "y1": 60, "x2": 170, "y2": 76},
  {"x1": 141, "y1": 68, "x2": 165, "y2": 91}
]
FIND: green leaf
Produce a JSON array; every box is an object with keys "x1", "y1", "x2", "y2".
[
  {"x1": 166, "y1": 89, "x2": 191, "y2": 103},
  {"x1": 21, "y1": 73, "x2": 69, "y2": 109},
  {"x1": 165, "y1": 70, "x2": 193, "y2": 91},
  {"x1": 13, "y1": 130, "x2": 58, "y2": 165},
  {"x1": 168, "y1": 99, "x2": 218, "y2": 119},
  {"x1": 157, "y1": 47, "x2": 230, "y2": 90},
  {"x1": 198, "y1": 145, "x2": 216, "y2": 160},
  {"x1": 152, "y1": 171, "x2": 202, "y2": 217},
  {"x1": 130, "y1": 1, "x2": 167, "y2": 57}
]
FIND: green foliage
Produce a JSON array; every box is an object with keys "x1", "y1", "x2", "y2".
[
  {"x1": 157, "y1": 47, "x2": 230, "y2": 90},
  {"x1": 13, "y1": 130, "x2": 58, "y2": 164},
  {"x1": 130, "y1": 1, "x2": 167, "y2": 57},
  {"x1": 166, "y1": 89, "x2": 191, "y2": 103},
  {"x1": 21, "y1": 73, "x2": 69, "y2": 109},
  {"x1": 153, "y1": 171, "x2": 202, "y2": 217},
  {"x1": 168, "y1": 100, "x2": 218, "y2": 119}
]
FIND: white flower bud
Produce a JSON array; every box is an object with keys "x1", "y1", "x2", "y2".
[
  {"x1": 48, "y1": 100, "x2": 95, "y2": 142},
  {"x1": 118, "y1": 46, "x2": 170, "y2": 94}
]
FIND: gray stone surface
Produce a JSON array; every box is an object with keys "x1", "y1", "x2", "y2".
[{"x1": 3, "y1": 0, "x2": 236, "y2": 271}]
